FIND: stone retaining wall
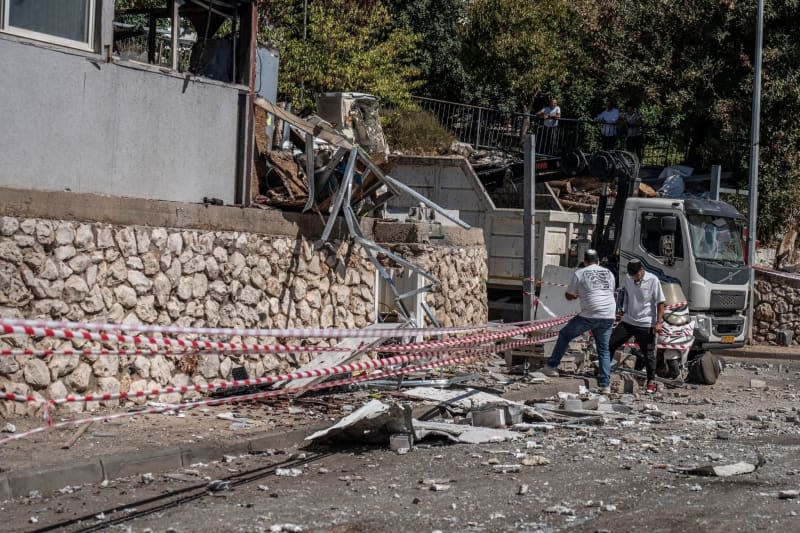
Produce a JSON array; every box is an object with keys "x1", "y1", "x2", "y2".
[
  {"x1": 0, "y1": 215, "x2": 487, "y2": 415},
  {"x1": 753, "y1": 270, "x2": 800, "y2": 344}
]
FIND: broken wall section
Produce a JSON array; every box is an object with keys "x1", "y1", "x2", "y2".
[{"x1": 0, "y1": 195, "x2": 487, "y2": 416}]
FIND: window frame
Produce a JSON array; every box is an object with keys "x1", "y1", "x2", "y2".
[
  {"x1": 639, "y1": 211, "x2": 685, "y2": 260},
  {"x1": 1, "y1": 0, "x2": 96, "y2": 52}
]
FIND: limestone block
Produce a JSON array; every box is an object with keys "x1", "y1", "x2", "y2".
[
  {"x1": 75, "y1": 224, "x2": 94, "y2": 249},
  {"x1": 165, "y1": 259, "x2": 182, "y2": 285},
  {"x1": 80, "y1": 285, "x2": 106, "y2": 314},
  {"x1": 53, "y1": 245, "x2": 77, "y2": 262},
  {"x1": 134, "y1": 356, "x2": 151, "y2": 379},
  {"x1": 115, "y1": 284, "x2": 137, "y2": 308},
  {"x1": 48, "y1": 354, "x2": 80, "y2": 380},
  {"x1": 136, "y1": 295, "x2": 158, "y2": 323},
  {"x1": 63, "y1": 275, "x2": 88, "y2": 303},
  {"x1": 97, "y1": 377, "x2": 121, "y2": 407},
  {"x1": 128, "y1": 269, "x2": 152, "y2": 294},
  {"x1": 108, "y1": 257, "x2": 127, "y2": 284},
  {"x1": 184, "y1": 255, "x2": 206, "y2": 274},
  {"x1": 93, "y1": 355, "x2": 120, "y2": 377},
  {"x1": 96, "y1": 226, "x2": 114, "y2": 248},
  {"x1": 0, "y1": 241, "x2": 22, "y2": 265},
  {"x1": 116, "y1": 227, "x2": 138, "y2": 257},
  {"x1": 128, "y1": 379, "x2": 149, "y2": 405},
  {"x1": 197, "y1": 353, "x2": 220, "y2": 379},
  {"x1": 135, "y1": 228, "x2": 151, "y2": 254},
  {"x1": 192, "y1": 273, "x2": 208, "y2": 299},
  {"x1": 177, "y1": 276, "x2": 193, "y2": 300},
  {"x1": 24, "y1": 358, "x2": 51, "y2": 388},
  {"x1": 150, "y1": 355, "x2": 172, "y2": 385},
  {"x1": 13, "y1": 234, "x2": 35, "y2": 247},
  {"x1": 153, "y1": 273, "x2": 171, "y2": 307},
  {"x1": 205, "y1": 256, "x2": 220, "y2": 280},
  {"x1": 35, "y1": 220, "x2": 54, "y2": 245},
  {"x1": 167, "y1": 232, "x2": 183, "y2": 255},
  {"x1": 47, "y1": 380, "x2": 68, "y2": 400},
  {"x1": 0, "y1": 216, "x2": 19, "y2": 236},
  {"x1": 151, "y1": 228, "x2": 168, "y2": 249}
]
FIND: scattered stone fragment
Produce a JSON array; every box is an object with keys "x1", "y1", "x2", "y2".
[
  {"x1": 522, "y1": 455, "x2": 551, "y2": 466},
  {"x1": 688, "y1": 484, "x2": 702, "y2": 491},
  {"x1": 493, "y1": 464, "x2": 521, "y2": 473},
  {"x1": 430, "y1": 484, "x2": 450, "y2": 492},
  {"x1": 275, "y1": 468, "x2": 303, "y2": 477},
  {"x1": 2, "y1": 423, "x2": 16, "y2": 433},
  {"x1": 603, "y1": 504, "x2": 618, "y2": 512},
  {"x1": 750, "y1": 378, "x2": 767, "y2": 389},
  {"x1": 544, "y1": 505, "x2": 575, "y2": 515},
  {"x1": 140, "y1": 473, "x2": 155, "y2": 484},
  {"x1": 518, "y1": 484, "x2": 529, "y2": 496},
  {"x1": 269, "y1": 524, "x2": 304, "y2": 532},
  {"x1": 779, "y1": 490, "x2": 800, "y2": 499},
  {"x1": 258, "y1": 485, "x2": 270, "y2": 491}
]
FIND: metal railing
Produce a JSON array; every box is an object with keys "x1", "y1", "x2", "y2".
[{"x1": 411, "y1": 96, "x2": 687, "y2": 166}]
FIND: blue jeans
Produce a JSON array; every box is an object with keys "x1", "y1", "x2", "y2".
[{"x1": 547, "y1": 316, "x2": 615, "y2": 387}]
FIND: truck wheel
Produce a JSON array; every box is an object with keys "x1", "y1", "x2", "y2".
[{"x1": 689, "y1": 352, "x2": 720, "y2": 385}]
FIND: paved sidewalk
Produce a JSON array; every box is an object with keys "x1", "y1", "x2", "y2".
[{"x1": 716, "y1": 344, "x2": 800, "y2": 361}]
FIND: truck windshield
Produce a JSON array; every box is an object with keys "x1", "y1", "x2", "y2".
[{"x1": 687, "y1": 215, "x2": 744, "y2": 263}]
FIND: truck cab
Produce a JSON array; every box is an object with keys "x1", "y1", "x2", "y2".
[{"x1": 618, "y1": 197, "x2": 748, "y2": 350}]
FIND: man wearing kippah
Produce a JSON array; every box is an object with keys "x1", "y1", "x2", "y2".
[
  {"x1": 539, "y1": 249, "x2": 616, "y2": 394},
  {"x1": 609, "y1": 259, "x2": 666, "y2": 394}
]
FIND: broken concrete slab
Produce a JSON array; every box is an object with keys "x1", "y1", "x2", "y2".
[
  {"x1": 412, "y1": 420, "x2": 523, "y2": 444},
  {"x1": 677, "y1": 461, "x2": 759, "y2": 477},
  {"x1": 306, "y1": 400, "x2": 413, "y2": 443},
  {"x1": 401, "y1": 386, "x2": 547, "y2": 421}
]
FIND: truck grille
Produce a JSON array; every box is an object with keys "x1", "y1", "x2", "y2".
[{"x1": 710, "y1": 291, "x2": 746, "y2": 310}]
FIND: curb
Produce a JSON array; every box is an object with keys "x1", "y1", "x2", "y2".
[
  {"x1": 0, "y1": 424, "x2": 325, "y2": 501},
  {"x1": 715, "y1": 348, "x2": 800, "y2": 362}
]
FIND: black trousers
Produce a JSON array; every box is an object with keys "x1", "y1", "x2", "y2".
[{"x1": 609, "y1": 321, "x2": 656, "y2": 380}]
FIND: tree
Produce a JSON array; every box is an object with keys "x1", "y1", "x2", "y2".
[
  {"x1": 389, "y1": 0, "x2": 472, "y2": 103},
  {"x1": 460, "y1": 0, "x2": 581, "y2": 114},
  {"x1": 257, "y1": 0, "x2": 420, "y2": 112}
]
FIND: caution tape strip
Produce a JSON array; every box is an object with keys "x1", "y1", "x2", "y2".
[
  {"x1": 0, "y1": 317, "x2": 485, "y2": 340},
  {"x1": 0, "y1": 334, "x2": 557, "y2": 446}
]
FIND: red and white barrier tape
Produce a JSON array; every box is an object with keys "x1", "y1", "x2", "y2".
[
  {"x1": 4, "y1": 328, "x2": 556, "y2": 406},
  {"x1": 379, "y1": 315, "x2": 571, "y2": 354},
  {"x1": 0, "y1": 343, "x2": 347, "y2": 359},
  {"x1": 0, "y1": 317, "x2": 484, "y2": 340},
  {"x1": 0, "y1": 334, "x2": 557, "y2": 445}
]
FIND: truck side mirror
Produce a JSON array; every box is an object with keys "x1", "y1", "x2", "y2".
[{"x1": 660, "y1": 216, "x2": 677, "y2": 234}]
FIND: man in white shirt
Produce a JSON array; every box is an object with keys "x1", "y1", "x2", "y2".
[
  {"x1": 536, "y1": 98, "x2": 561, "y2": 153},
  {"x1": 595, "y1": 99, "x2": 620, "y2": 150},
  {"x1": 540, "y1": 249, "x2": 616, "y2": 394},
  {"x1": 609, "y1": 259, "x2": 665, "y2": 394},
  {"x1": 537, "y1": 98, "x2": 561, "y2": 127}
]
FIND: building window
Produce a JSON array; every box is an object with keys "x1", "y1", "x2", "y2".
[{"x1": 1, "y1": 0, "x2": 95, "y2": 51}]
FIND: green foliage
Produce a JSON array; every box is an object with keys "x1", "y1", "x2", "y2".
[
  {"x1": 258, "y1": 0, "x2": 421, "y2": 112},
  {"x1": 389, "y1": 0, "x2": 473, "y2": 102},
  {"x1": 459, "y1": 0, "x2": 582, "y2": 112},
  {"x1": 382, "y1": 108, "x2": 455, "y2": 155}
]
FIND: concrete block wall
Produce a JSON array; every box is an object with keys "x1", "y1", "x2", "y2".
[{"x1": 0, "y1": 212, "x2": 487, "y2": 417}]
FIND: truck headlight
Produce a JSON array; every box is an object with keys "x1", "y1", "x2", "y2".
[
  {"x1": 664, "y1": 314, "x2": 691, "y2": 326},
  {"x1": 694, "y1": 316, "x2": 711, "y2": 337}
]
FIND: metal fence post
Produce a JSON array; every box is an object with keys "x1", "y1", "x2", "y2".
[
  {"x1": 523, "y1": 134, "x2": 536, "y2": 322},
  {"x1": 475, "y1": 108, "x2": 482, "y2": 149}
]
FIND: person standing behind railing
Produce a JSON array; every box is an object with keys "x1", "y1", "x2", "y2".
[
  {"x1": 622, "y1": 103, "x2": 644, "y2": 161},
  {"x1": 595, "y1": 99, "x2": 620, "y2": 150},
  {"x1": 536, "y1": 98, "x2": 561, "y2": 155}
]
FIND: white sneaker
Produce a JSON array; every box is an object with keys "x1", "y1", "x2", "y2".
[
  {"x1": 539, "y1": 365, "x2": 560, "y2": 377},
  {"x1": 598, "y1": 386, "x2": 611, "y2": 394}
]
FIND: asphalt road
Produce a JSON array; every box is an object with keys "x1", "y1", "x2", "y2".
[{"x1": 4, "y1": 357, "x2": 800, "y2": 533}]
